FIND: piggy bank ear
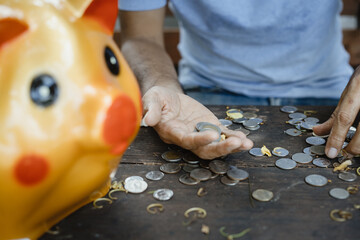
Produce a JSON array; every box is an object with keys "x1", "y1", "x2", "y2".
[
  {"x1": 66, "y1": 0, "x2": 118, "y2": 34},
  {"x1": 0, "y1": 18, "x2": 28, "y2": 49}
]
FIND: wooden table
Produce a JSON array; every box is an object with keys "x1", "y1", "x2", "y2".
[{"x1": 41, "y1": 106, "x2": 360, "y2": 240}]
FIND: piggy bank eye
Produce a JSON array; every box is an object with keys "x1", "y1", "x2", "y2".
[
  {"x1": 104, "y1": 46, "x2": 119, "y2": 76},
  {"x1": 30, "y1": 74, "x2": 59, "y2": 107}
]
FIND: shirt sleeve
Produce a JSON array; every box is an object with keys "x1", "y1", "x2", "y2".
[{"x1": 118, "y1": 0, "x2": 167, "y2": 11}]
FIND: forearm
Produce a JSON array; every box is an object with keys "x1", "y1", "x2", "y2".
[{"x1": 121, "y1": 37, "x2": 183, "y2": 95}]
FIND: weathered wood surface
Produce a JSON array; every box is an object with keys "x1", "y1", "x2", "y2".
[{"x1": 41, "y1": 106, "x2": 360, "y2": 240}]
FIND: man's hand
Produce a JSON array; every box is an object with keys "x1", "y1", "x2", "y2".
[
  {"x1": 313, "y1": 67, "x2": 360, "y2": 158},
  {"x1": 141, "y1": 86, "x2": 254, "y2": 159}
]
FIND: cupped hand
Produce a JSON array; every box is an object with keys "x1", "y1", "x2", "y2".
[
  {"x1": 141, "y1": 86, "x2": 253, "y2": 159},
  {"x1": 313, "y1": 68, "x2": 360, "y2": 158}
]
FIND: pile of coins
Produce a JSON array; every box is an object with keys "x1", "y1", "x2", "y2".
[{"x1": 222, "y1": 108, "x2": 263, "y2": 132}]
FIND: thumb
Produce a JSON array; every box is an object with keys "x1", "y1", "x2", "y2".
[{"x1": 142, "y1": 95, "x2": 163, "y2": 127}]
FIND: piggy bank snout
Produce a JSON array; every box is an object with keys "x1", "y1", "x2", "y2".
[{"x1": 103, "y1": 94, "x2": 138, "y2": 155}]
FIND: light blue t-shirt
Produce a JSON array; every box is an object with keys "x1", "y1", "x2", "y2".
[{"x1": 119, "y1": 0, "x2": 353, "y2": 98}]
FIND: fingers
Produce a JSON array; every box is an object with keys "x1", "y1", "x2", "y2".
[
  {"x1": 345, "y1": 122, "x2": 360, "y2": 155},
  {"x1": 312, "y1": 112, "x2": 336, "y2": 136},
  {"x1": 142, "y1": 92, "x2": 163, "y2": 127}
]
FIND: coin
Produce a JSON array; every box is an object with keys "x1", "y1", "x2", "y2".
[
  {"x1": 329, "y1": 188, "x2": 350, "y2": 200},
  {"x1": 183, "y1": 152, "x2": 201, "y2": 164},
  {"x1": 249, "y1": 148, "x2": 264, "y2": 157},
  {"x1": 124, "y1": 177, "x2": 148, "y2": 194},
  {"x1": 145, "y1": 171, "x2": 165, "y2": 181},
  {"x1": 305, "y1": 174, "x2": 328, "y2": 187},
  {"x1": 287, "y1": 118, "x2": 303, "y2": 125},
  {"x1": 312, "y1": 158, "x2": 331, "y2": 168},
  {"x1": 289, "y1": 112, "x2": 306, "y2": 119},
  {"x1": 272, "y1": 147, "x2": 289, "y2": 157},
  {"x1": 300, "y1": 121, "x2": 317, "y2": 130},
  {"x1": 199, "y1": 161, "x2": 210, "y2": 169},
  {"x1": 275, "y1": 158, "x2": 297, "y2": 170},
  {"x1": 196, "y1": 122, "x2": 222, "y2": 142},
  {"x1": 252, "y1": 189, "x2": 274, "y2": 202},
  {"x1": 160, "y1": 163, "x2": 181, "y2": 174},
  {"x1": 153, "y1": 189, "x2": 174, "y2": 201},
  {"x1": 243, "y1": 119, "x2": 259, "y2": 128},
  {"x1": 304, "y1": 117, "x2": 319, "y2": 123},
  {"x1": 232, "y1": 117, "x2": 247, "y2": 124},
  {"x1": 226, "y1": 167, "x2": 249, "y2": 181},
  {"x1": 226, "y1": 109, "x2": 243, "y2": 119},
  {"x1": 245, "y1": 125, "x2": 260, "y2": 131},
  {"x1": 285, "y1": 128, "x2": 302, "y2": 136},
  {"x1": 124, "y1": 176, "x2": 144, "y2": 184},
  {"x1": 252, "y1": 118, "x2": 263, "y2": 124},
  {"x1": 220, "y1": 176, "x2": 239, "y2": 186},
  {"x1": 310, "y1": 145, "x2": 325, "y2": 155},
  {"x1": 342, "y1": 142, "x2": 349, "y2": 149},
  {"x1": 292, "y1": 153, "x2": 313, "y2": 164},
  {"x1": 209, "y1": 160, "x2": 229, "y2": 174},
  {"x1": 303, "y1": 147, "x2": 314, "y2": 156},
  {"x1": 338, "y1": 172, "x2": 357, "y2": 182},
  {"x1": 346, "y1": 126, "x2": 356, "y2": 140},
  {"x1": 306, "y1": 136, "x2": 326, "y2": 146},
  {"x1": 161, "y1": 150, "x2": 182, "y2": 162},
  {"x1": 280, "y1": 106, "x2": 298, "y2": 113},
  {"x1": 179, "y1": 174, "x2": 200, "y2": 186},
  {"x1": 243, "y1": 112, "x2": 257, "y2": 119},
  {"x1": 219, "y1": 119, "x2": 233, "y2": 127},
  {"x1": 182, "y1": 164, "x2": 199, "y2": 173},
  {"x1": 190, "y1": 168, "x2": 212, "y2": 181},
  {"x1": 234, "y1": 127, "x2": 250, "y2": 136}
]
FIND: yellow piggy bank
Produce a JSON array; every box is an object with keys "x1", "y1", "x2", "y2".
[{"x1": 0, "y1": 0, "x2": 141, "y2": 239}]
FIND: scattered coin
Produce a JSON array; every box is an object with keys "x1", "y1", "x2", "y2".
[
  {"x1": 338, "y1": 172, "x2": 357, "y2": 182},
  {"x1": 243, "y1": 112, "x2": 257, "y2": 119},
  {"x1": 246, "y1": 125, "x2": 260, "y2": 131},
  {"x1": 275, "y1": 158, "x2": 297, "y2": 170},
  {"x1": 285, "y1": 128, "x2": 302, "y2": 136},
  {"x1": 310, "y1": 145, "x2": 325, "y2": 155},
  {"x1": 220, "y1": 176, "x2": 239, "y2": 186},
  {"x1": 304, "y1": 117, "x2": 319, "y2": 123},
  {"x1": 145, "y1": 171, "x2": 165, "y2": 181},
  {"x1": 303, "y1": 147, "x2": 313, "y2": 155},
  {"x1": 252, "y1": 118, "x2": 263, "y2": 124},
  {"x1": 292, "y1": 153, "x2": 313, "y2": 164},
  {"x1": 124, "y1": 176, "x2": 148, "y2": 194},
  {"x1": 272, "y1": 147, "x2": 289, "y2": 157},
  {"x1": 287, "y1": 118, "x2": 303, "y2": 125},
  {"x1": 226, "y1": 109, "x2": 243, "y2": 119},
  {"x1": 312, "y1": 158, "x2": 331, "y2": 168},
  {"x1": 346, "y1": 126, "x2": 356, "y2": 140},
  {"x1": 232, "y1": 117, "x2": 247, "y2": 124},
  {"x1": 249, "y1": 148, "x2": 264, "y2": 157},
  {"x1": 226, "y1": 167, "x2": 249, "y2": 181},
  {"x1": 179, "y1": 174, "x2": 200, "y2": 186},
  {"x1": 190, "y1": 168, "x2": 212, "y2": 181},
  {"x1": 219, "y1": 119, "x2": 233, "y2": 127},
  {"x1": 306, "y1": 136, "x2": 326, "y2": 146},
  {"x1": 234, "y1": 127, "x2": 250, "y2": 136},
  {"x1": 153, "y1": 189, "x2": 174, "y2": 201},
  {"x1": 161, "y1": 150, "x2": 182, "y2": 162},
  {"x1": 280, "y1": 106, "x2": 298, "y2": 113},
  {"x1": 305, "y1": 174, "x2": 328, "y2": 187},
  {"x1": 199, "y1": 161, "x2": 210, "y2": 169},
  {"x1": 183, "y1": 152, "x2": 201, "y2": 164},
  {"x1": 160, "y1": 163, "x2": 181, "y2": 174},
  {"x1": 252, "y1": 189, "x2": 274, "y2": 202},
  {"x1": 300, "y1": 121, "x2": 317, "y2": 130},
  {"x1": 209, "y1": 160, "x2": 229, "y2": 174},
  {"x1": 329, "y1": 188, "x2": 350, "y2": 200},
  {"x1": 243, "y1": 119, "x2": 259, "y2": 128},
  {"x1": 289, "y1": 112, "x2": 306, "y2": 119},
  {"x1": 182, "y1": 164, "x2": 199, "y2": 173}
]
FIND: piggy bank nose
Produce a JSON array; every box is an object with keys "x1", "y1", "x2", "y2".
[{"x1": 103, "y1": 95, "x2": 138, "y2": 155}]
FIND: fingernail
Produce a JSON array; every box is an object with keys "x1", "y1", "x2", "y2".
[
  {"x1": 327, "y1": 147, "x2": 338, "y2": 159},
  {"x1": 140, "y1": 112, "x2": 148, "y2": 127}
]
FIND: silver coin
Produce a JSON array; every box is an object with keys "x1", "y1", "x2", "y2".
[
  {"x1": 252, "y1": 189, "x2": 274, "y2": 202},
  {"x1": 210, "y1": 172, "x2": 219, "y2": 179},
  {"x1": 287, "y1": 118, "x2": 303, "y2": 126},
  {"x1": 243, "y1": 119, "x2": 259, "y2": 128},
  {"x1": 145, "y1": 171, "x2": 165, "y2": 181},
  {"x1": 310, "y1": 145, "x2": 325, "y2": 155},
  {"x1": 226, "y1": 167, "x2": 249, "y2": 181},
  {"x1": 242, "y1": 112, "x2": 257, "y2": 119},
  {"x1": 198, "y1": 123, "x2": 222, "y2": 142},
  {"x1": 183, "y1": 152, "x2": 200, "y2": 164},
  {"x1": 245, "y1": 125, "x2": 260, "y2": 131},
  {"x1": 306, "y1": 136, "x2": 326, "y2": 146},
  {"x1": 161, "y1": 150, "x2": 182, "y2": 162},
  {"x1": 289, "y1": 112, "x2": 306, "y2": 119},
  {"x1": 160, "y1": 163, "x2": 181, "y2": 174},
  {"x1": 234, "y1": 127, "x2": 250, "y2": 136},
  {"x1": 300, "y1": 121, "x2": 317, "y2": 130},
  {"x1": 209, "y1": 160, "x2": 229, "y2": 174},
  {"x1": 124, "y1": 176, "x2": 144, "y2": 185},
  {"x1": 338, "y1": 172, "x2": 357, "y2": 182},
  {"x1": 305, "y1": 174, "x2": 328, "y2": 187},
  {"x1": 220, "y1": 175, "x2": 239, "y2": 186},
  {"x1": 346, "y1": 126, "x2": 356, "y2": 140},
  {"x1": 252, "y1": 118, "x2": 263, "y2": 124},
  {"x1": 219, "y1": 119, "x2": 233, "y2": 127},
  {"x1": 342, "y1": 142, "x2": 349, "y2": 149},
  {"x1": 190, "y1": 168, "x2": 212, "y2": 181},
  {"x1": 182, "y1": 164, "x2": 199, "y2": 173},
  {"x1": 272, "y1": 147, "x2": 289, "y2": 157},
  {"x1": 304, "y1": 117, "x2": 319, "y2": 123},
  {"x1": 232, "y1": 117, "x2": 247, "y2": 124},
  {"x1": 199, "y1": 161, "x2": 210, "y2": 169},
  {"x1": 249, "y1": 148, "x2": 264, "y2": 157},
  {"x1": 285, "y1": 128, "x2": 302, "y2": 136},
  {"x1": 275, "y1": 158, "x2": 297, "y2": 170},
  {"x1": 312, "y1": 158, "x2": 331, "y2": 168},
  {"x1": 329, "y1": 188, "x2": 350, "y2": 200},
  {"x1": 179, "y1": 174, "x2": 200, "y2": 185},
  {"x1": 303, "y1": 147, "x2": 314, "y2": 155},
  {"x1": 153, "y1": 189, "x2": 174, "y2": 201},
  {"x1": 292, "y1": 153, "x2": 313, "y2": 164},
  {"x1": 124, "y1": 177, "x2": 148, "y2": 194},
  {"x1": 280, "y1": 106, "x2": 298, "y2": 113},
  {"x1": 195, "y1": 122, "x2": 208, "y2": 131}
]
